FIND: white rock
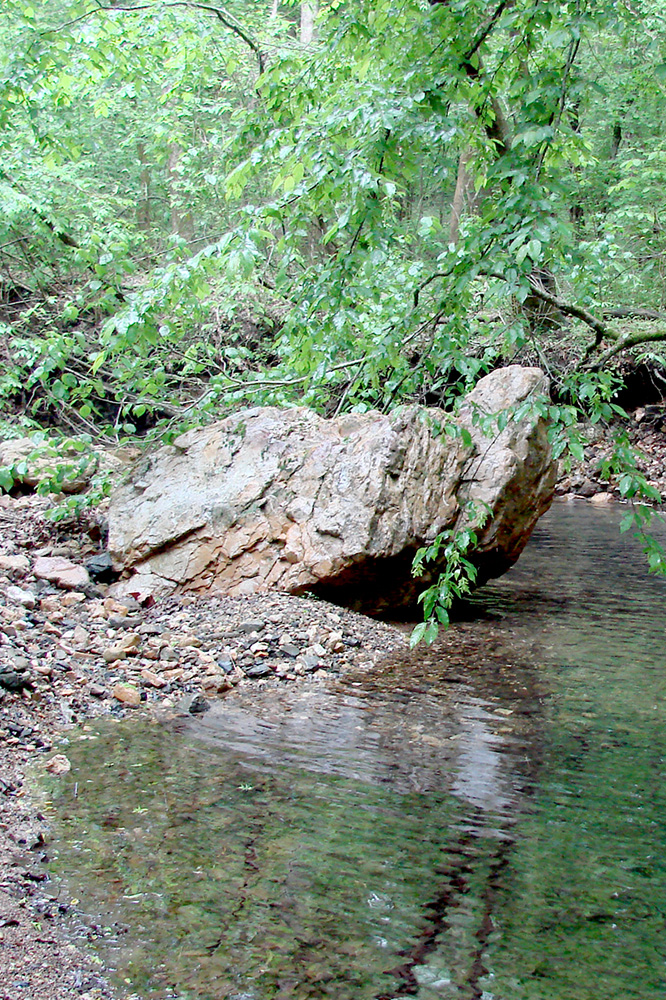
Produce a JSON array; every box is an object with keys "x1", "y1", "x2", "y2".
[{"x1": 6, "y1": 585, "x2": 36, "y2": 608}]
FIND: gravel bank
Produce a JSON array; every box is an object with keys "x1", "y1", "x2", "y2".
[{"x1": 0, "y1": 493, "x2": 407, "y2": 1000}]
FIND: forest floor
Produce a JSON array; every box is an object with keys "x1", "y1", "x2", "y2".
[{"x1": 0, "y1": 408, "x2": 665, "y2": 1000}]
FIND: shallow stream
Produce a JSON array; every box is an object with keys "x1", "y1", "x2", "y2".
[{"x1": 44, "y1": 501, "x2": 666, "y2": 999}]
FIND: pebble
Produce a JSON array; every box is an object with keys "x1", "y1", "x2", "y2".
[
  {"x1": 60, "y1": 592, "x2": 86, "y2": 606},
  {"x1": 112, "y1": 684, "x2": 141, "y2": 707},
  {"x1": 0, "y1": 667, "x2": 30, "y2": 691},
  {"x1": 239, "y1": 620, "x2": 265, "y2": 633},
  {"x1": 102, "y1": 647, "x2": 126, "y2": 663},
  {"x1": 0, "y1": 554, "x2": 30, "y2": 575},
  {"x1": 179, "y1": 693, "x2": 210, "y2": 715},
  {"x1": 590, "y1": 491, "x2": 614, "y2": 504},
  {"x1": 44, "y1": 754, "x2": 71, "y2": 775},
  {"x1": 6, "y1": 586, "x2": 37, "y2": 609},
  {"x1": 140, "y1": 668, "x2": 166, "y2": 688},
  {"x1": 300, "y1": 653, "x2": 321, "y2": 672},
  {"x1": 243, "y1": 663, "x2": 272, "y2": 678},
  {"x1": 159, "y1": 646, "x2": 179, "y2": 662}
]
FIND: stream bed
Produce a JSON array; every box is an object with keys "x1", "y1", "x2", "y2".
[{"x1": 43, "y1": 501, "x2": 666, "y2": 999}]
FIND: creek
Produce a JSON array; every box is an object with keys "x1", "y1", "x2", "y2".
[{"x1": 43, "y1": 501, "x2": 666, "y2": 1000}]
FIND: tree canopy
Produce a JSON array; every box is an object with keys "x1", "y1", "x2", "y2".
[{"x1": 2, "y1": 2, "x2": 666, "y2": 535}]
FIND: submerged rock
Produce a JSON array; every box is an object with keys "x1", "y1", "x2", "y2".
[{"x1": 108, "y1": 366, "x2": 556, "y2": 613}]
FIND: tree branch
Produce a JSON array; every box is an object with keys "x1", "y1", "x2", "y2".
[
  {"x1": 521, "y1": 277, "x2": 666, "y2": 366},
  {"x1": 525, "y1": 277, "x2": 619, "y2": 342},
  {"x1": 462, "y1": 0, "x2": 516, "y2": 63},
  {"x1": 46, "y1": 1, "x2": 266, "y2": 76},
  {"x1": 603, "y1": 306, "x2": 666, "y2": 321},
  {"x1": 413, "y1": 270, "x2": 453, "y2": 308},
  {"x1": 585, "y1": 329, "x2": 666, "y2": 370}
]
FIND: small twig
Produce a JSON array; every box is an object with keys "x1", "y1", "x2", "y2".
[
  {"x1": 0, "y1": 236, "x2": 31, "y2": 252},
  {"x1": 413, "y1": 270, "x2": 454, "y2": 308}
]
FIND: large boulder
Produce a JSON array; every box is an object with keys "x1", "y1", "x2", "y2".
[{"x1": 108, "y1": 365, "x2": 556, "y2": 612}]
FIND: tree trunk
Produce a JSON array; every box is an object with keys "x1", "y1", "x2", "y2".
[
  {"x1": 137, "y1": 142, "x2": 151, "y2": 232},
  {"x1": 449, "y1": 147, "x2": 485, "y2": 244},
  {"x1": 166, "y1": 144, "x2": 194, "y2": 240},
  {"x1": 610, "y1": 121, "x2": 622, "y2": 159},
  {"x1": 300, "y1": 2, "x2": 316, "y2": 45}
]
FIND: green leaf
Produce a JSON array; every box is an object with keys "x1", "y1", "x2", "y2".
[
  {"x1": 0, "y1": 467, "x2": 14, "y2": 492},
  {"x1": 424, "y1": 619, "x2": 439, "y2": 644},
  {"x1": 409, "y1": 621, "x2": 428, "y2": 648}
]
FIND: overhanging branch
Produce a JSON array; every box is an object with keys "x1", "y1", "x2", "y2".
[{"x1": 45, "y1": 1, "x2": 266, "y2": 76}]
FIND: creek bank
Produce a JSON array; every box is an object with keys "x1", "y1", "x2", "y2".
[
  {"x1": 555, "y1": 405, "x2": 666, "y2": 502},
  {"x1": 1, "y1": 393, "x2": 665, "y2": 998}
]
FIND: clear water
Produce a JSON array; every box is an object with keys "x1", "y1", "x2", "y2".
[{"x1": 44, "y1": 501, "x2": 666, "y2": 999}]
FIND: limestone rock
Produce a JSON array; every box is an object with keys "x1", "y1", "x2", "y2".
[
  {"x1": 0, "y1": 554, "x2": 30, "y2": 576},
  {"x1": 6, "y1": 585, "x2": 37, "y2": 608},
  {"x1": 44, "y1": 754, "x2": 71, "y2": 775},
  {"x1": 108, "y1": 366, "x2": 557, "y2": 612}
]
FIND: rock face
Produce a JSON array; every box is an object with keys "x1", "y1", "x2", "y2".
[
  {"x1": 108, "y1": 366, "x2": 557, "y2": 612},
  {"x1": 0, "y1": 437, "x2": 126, "y2": 494}
]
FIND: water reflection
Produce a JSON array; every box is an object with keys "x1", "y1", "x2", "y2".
[{"x1": 45, "y1": 501, "x2": 666, "y2": 999}]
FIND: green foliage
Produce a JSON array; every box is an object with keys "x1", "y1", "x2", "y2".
[
  {"x1": 410, "y1": 504, "x2": 490, "y2": 647},
  {"x1": 0, "y1": 0, "x2": 665, "y2": 615}
]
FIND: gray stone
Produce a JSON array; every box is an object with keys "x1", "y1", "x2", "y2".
[
  {"x1": 85, "y1": 552, "x2": 118, "y2": 582},
  {"x1": 300, "y1": 654, "x2": 321, "y2": 672},
  {"x1": 159, "y1": 646, "x2": 179, "y2": 662},
  {"x1": 239, "y1": 620, "x2": 266, "y2": 633},
  {"x1": 108, "y1": 366, "x2": 556, "y2": 613},
  {"x1": 0, "y1": 666, "x2": 31, "y2": 691},
  {"x1": 243, "y1": 663, "x2": 273, "y2": 678},
  {"x1": 179, "y1": 693, "x2": 210, "y2": 715}
]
